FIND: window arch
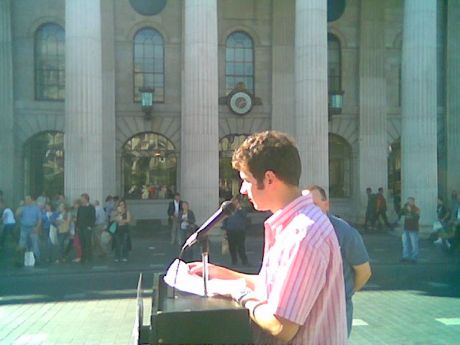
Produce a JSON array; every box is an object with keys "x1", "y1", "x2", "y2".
[
  {"x1": 225, "y1": 31, "x2": 254, "y2": 95},
  {"x1": 329, "y1": 133, "x2": 352, "y2": 198},
  {"x1": 133, "y1": 28, "x2": 165, "y2": 103},
  {"x1": 122, "y1": 132, "x2": 176, "y2": 199},
  {"x1": 327, "y1": 33, "x2": 341, "y2": 93},
  {"x1": 35, "y1": 23, "x2": 65, "y2": 101}
]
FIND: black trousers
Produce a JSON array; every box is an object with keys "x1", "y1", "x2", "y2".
[
  {"x1": 226, "y1": 230, "x2": 248, "y2": 265},
  {"x1": 376, "y1": 210, "x2": 391, "y2": 228},
  {"x1": 114, "y1": 225, "x2": 130, "y2": 260},
  {"x1": 78, "y1": 227, "x2": 93, "y2": 263}
]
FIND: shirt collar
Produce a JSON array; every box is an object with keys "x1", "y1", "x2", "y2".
[{"x1": 264, "y1": 192, "x2": 314, "y2": 232}]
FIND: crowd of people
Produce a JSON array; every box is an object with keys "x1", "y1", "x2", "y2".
[
  {"x1": 0, "y1": 191, "x2": 133, "y2": 267},
  {"x1": 362, "y1": 186, "x2": 460, "y2": 263}
]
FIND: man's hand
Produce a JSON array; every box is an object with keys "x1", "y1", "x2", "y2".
[{"x1": 188, "y1": 262, "x2": 238, "y2": 280}]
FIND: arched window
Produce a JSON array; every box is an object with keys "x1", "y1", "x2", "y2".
[
  {"x1": 327, "y1": 33, "x2": 341, "y2": 93},
  {"x1": 24, "y1": 131, "x2": 64, "y2": 197},
  {"x1": 225, "y1": 31, "x2": 254, "y2": 95},
  {"x1": 329, "y1": 133, "x2": 352, "y2": 198},
  {"x1": 35, "y1": 23, "x2": 65, "y2": 101},
  {"x1": 133, "y1": 28, "x2": 165, "y2": 103},
  {"x1": 219, "y1": 134, "x2": 248, "y2": 199},
  {"x1": 123, "y1": 132, "x2": 176, "y2": 199}
]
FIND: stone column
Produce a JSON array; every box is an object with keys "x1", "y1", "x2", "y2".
[
  {"x1": 295, "y1": 0, "x2": 329, "y2": 189},
  {"x1": 0, "y1": 0, "x2": 15, "y2": 204},
  {"x1": 271, "y1": 0, "x2": 295, "y2": 136},
  {"x1": 100, "y1": 0, "x2": 117, "y2": 200},
  {"x1": 446, "y1": 0, "x2": 460, "y2": 194},
  {"x1": 358, "y1": 0, "x2": 388, "y2": 213},
  {"x1": 401, "y1": 0, "x2": 438, "y2": 225},
  {"x1": 64, "y1": 0, "x2": 115, "y2": 203},
  {"x1": 181, "y1": 0, "x2": 219, "y2": 223}
]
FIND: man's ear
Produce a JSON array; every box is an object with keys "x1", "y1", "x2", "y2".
[{"x1": 265, "y1": 171, "x2": 277, "y2": 186}]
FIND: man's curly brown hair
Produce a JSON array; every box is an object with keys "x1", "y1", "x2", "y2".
[{"x1": 232, "y1": 131, "x2": 301, "y2": 188}]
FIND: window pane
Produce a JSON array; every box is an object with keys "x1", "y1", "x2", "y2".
[
  {"x1": 133, "y1": 28, "x2": 164, "y2": 103},
  {"x1": 123, "y1": 133, "x2": 176, "y2": 199},
  {"x1": 35, "y1": 23, "x2": 65, "y2": 101},
  {"x1": 327, "y1": 34, "x2": 341, "y2": 92},
  {"x1": 226, "y1": 63, "x2": 234, "y2": 75},
  {"x1": 225, "y1": 32, "x2": 254, "y2": 95}
]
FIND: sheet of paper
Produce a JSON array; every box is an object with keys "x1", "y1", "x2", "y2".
[{"x1": 164, "y1": 259, "x2": 246, "y2": 297}]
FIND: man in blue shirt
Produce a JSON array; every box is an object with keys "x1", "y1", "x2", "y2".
[
  {"x1": 17, "y1": 195, "x2": 42, "y2": 264},
  {"x1": 307, "y1": 185, "x2": 372, "y2": 336}
]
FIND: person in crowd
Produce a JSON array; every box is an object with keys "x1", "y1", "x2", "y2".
[
  {"x1": 167, "y1": 193, "x2": 183, "y2": 245},
  {"x1": 54, "y1": 203, "x2": 71, "y2": 263},
  {"x1": 0, "y1": 200, "x2": 16, "y2": 250},
  {"x1": 393, "y1": 193, "x2": 402, "y2": 222},
  {"x1": 437, "y1": 196, "x2": 451, "y2": 226},
  {"x1": 307, "y1": 185, "x2": 372, "y2": 336},
  {"x1": 36, "y1": 192, "x2": 49, "y2": 208},
  {"x1": 364, "y1": 187, "x2": 376, "y2": 232},
  {"x1": 376, "y1": 187, "x2": 392, "y2": 230},
  {"x1": 76, "y1": 193, "x2": 96, "y2": 264},
  {"x1": 400, "y1": 197, "x2": 420, "y2": 263},
  {"x1": 222, "y1": 198, "x2": 249, "y2": 266},
  {"x1": 17, "y1": 196, "x2": 42, "y2": 265},
  {"x1": 178, "y1": 201, "x2": 196, "y2": 247},
  {"x1": 189, "y1": 131, "x2": 347, "y2": 345},
  {"x1": 112, "y1": 199, "x2": 132, "y2": 262},
  {"x1": 450, "y1": 190, "x2": 459, "y2": 222},
  {"x1": 104, "y1": 195, "x2": 115, "y2": 224},
  {"x1": 64, "y1": 199, "x2": 82, "y2": 263},
  {"x1": 93, "y1": 200, "x2": 107, "y2": 257},
  {"x1": 42, "y1": 203, "x2": 60, "y2": 263}
]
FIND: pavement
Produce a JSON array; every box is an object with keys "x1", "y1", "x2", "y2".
[{"x1": 0, "y1": 222, "x2": 459, "y2": 345}]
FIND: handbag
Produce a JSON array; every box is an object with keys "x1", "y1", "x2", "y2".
[
  {"x1": 58, "y1": 217, "x2": 70, "y2": 234},
  {"x1": 108, "y1": 222, "x2": 118, "y2": 235},
  {"x1": 24, "y1": 251, "x2": 35, "y2": 267},
  {"x1": 49, "y1": 225, "x2": 58, "y2": 245}
]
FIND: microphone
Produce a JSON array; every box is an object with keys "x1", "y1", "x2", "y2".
[{"x1": 182, "y1": 199, "x2": 237, "y2": 250}]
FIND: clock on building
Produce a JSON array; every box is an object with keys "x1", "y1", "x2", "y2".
[{"x1": 228, "y1": 91, "x2": 253, "y2": 116}]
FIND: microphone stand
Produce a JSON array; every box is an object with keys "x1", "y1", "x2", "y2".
[{"x1": 201, "y1": 238, "x2": 209, "y2": 297}]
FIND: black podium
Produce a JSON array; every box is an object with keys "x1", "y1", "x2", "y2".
[{"x1": 137, "y1": 273, "x2": 253, "y2": 345}]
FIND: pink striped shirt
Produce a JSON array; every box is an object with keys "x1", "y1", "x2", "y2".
[{"x1": 253, "y1": 193, "x2": 348, "y2": 345}]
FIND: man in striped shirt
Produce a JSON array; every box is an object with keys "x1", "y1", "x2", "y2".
[{"x1": 190, "y1": 131, "x2": 347, "y2": 345}]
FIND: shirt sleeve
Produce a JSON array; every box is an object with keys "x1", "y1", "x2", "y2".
[
  {"x1": 267, "y1": 236, "x2": 328, "y2": 326},
  {"x1": 341, "y1": 225, "x2": 369, "y2": 267}
]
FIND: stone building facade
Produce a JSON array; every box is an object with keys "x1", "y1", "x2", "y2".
[{"x1": 0, "y1": 0, "x2": 458, "y2": 226}]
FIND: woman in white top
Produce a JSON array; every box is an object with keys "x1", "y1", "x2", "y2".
[{"x1": 0, "y1": 201, "x2": 16, "y2": 249}]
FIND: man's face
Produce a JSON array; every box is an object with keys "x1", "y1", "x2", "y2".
[
  {"x1": 25, "y1": 196, "x2": 32, "y2": 205},
  {"x1": 175, "y1": 195, "x2": 180, "y2": 202},
  {"x1": 80, "y1": 196, "x2": 87, "y2": 205},
  {"x1": 310, "y1": 189, "x2": 329, "y2": 213},
  {"x1": 239, "y1": 168, "x2": 270, "y2": 211}
]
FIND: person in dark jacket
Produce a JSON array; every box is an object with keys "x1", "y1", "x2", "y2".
[
  {"x1": 364, "y1": 188, "x2": 376, "y2": 232},
  {"x1": 167, "y1": 193, "x2": 183, "y2": 245},
  {"x1": 222, "y1": 199, "x2": 249, "y2": 265},
  {"x1": 76, "y1": 193, "x2": 96, "y2": 264}
]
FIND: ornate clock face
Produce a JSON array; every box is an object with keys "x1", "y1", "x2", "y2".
[{"x1": 229, "y1": 91, "x2": 253, "y2": 115}]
